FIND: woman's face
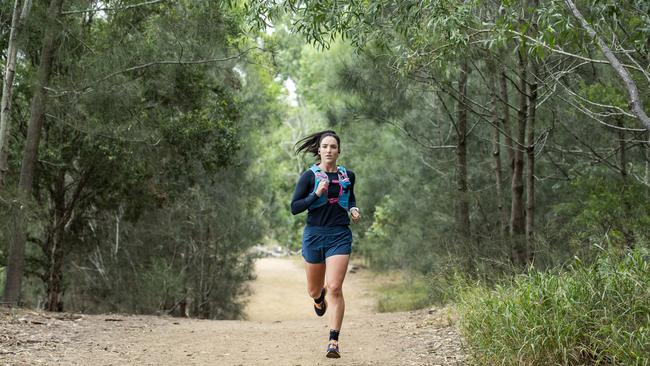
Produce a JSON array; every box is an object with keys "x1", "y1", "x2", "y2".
[{"x1": 319, "y1": 136, "x2": 340, "y2": 165}]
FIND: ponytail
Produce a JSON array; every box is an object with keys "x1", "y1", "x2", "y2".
[{"x1": 294, "y1": 130, "x2": 340, "y2": 158}]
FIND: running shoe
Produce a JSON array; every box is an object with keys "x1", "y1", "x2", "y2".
[
  {"x1": 314, "y1": 287, "x2": 327, "y2": 317},
  {"x1": 326, "y1": 341, "x2": 340, "y2": 358}
]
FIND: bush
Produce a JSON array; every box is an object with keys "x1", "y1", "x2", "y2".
[
  {"x1": 458, "y1": 249, "x2": 650, "y2": 365},
  {"x1": 551, "y1": 175, "x2": 650, "y2": 255},
  {"x1": 375, "y1": 273, "x2": 432, "y2": 312}
]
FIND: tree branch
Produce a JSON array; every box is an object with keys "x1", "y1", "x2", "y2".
[
  {"x1": 506, "y1": 29, "x2": 645, "y2": 74},
  {"x1": 96, "y1": 52, "x2": 254, "y2": 85},
  {"x1": 557, "y1": 122, "x2": 623, "y2": 173},
  {"x1": 379, "y1": 116, "x2": 456, "y2": 151},
  {"x1": 559, "y1": 92, "x2": 646, "y2": 132},
  {"x1": 61, "y1": 0, "x2": 168, "y2": 15},
  {"x1": 564, "y1": 0, "x2": 650, "y2": 130},
  {"x1": 49, "y1": 47, "x2": 260, "y2": 96}
]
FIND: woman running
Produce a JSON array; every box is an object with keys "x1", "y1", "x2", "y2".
[{"x1": 291, "y1": 130, "x2": 361, "y2": 359}]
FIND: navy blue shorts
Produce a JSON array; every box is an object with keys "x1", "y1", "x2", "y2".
[{"x1": 302, "y1": 225, "x2": 352, "y2": 264}]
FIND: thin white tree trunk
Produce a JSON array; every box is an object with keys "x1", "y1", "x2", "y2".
[
  {"x1": 0, "y1": 0, "x2": 32, "y2": 187},
  {"x1": 565, "y1": 0, "x2": 650, "y2": 129}
]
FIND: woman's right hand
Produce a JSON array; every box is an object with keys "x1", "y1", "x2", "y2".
[{"x1": 315, "y1": 179, "x2": 329, "y2": 197}]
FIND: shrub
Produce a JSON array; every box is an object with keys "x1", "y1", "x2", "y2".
[{"x1": 458, "y1": 249, "x2": 650, "y2": 365}]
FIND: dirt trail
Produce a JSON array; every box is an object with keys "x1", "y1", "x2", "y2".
[
  {"x1": 1, "y1": 257, "x2": 465, "y2": 365},
  {"x1": 245, "y1": 257, "x2": 376, "y2": 321}
]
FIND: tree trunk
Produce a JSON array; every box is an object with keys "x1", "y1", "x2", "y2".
[
  {"x1": 45, "y1": 171, "x2": 66, "y2": 311},
  {"x1": 510, "y1": 51, "x2": 528, "y2": 267},
  {"x1": 500, "y1": 71, "x2": 515, "y2": 175},
  {"x1": 456, "y1": 61, "x2": 471, "y2": 239},
  {"x1": 499, "y1": 69, "x2": 514, "y2": 239},
  {"x1": 489, "y1": 64, "x2": 507, "y2": 238},
  {"x1": 645, "y1": 130, "x2": 650, "y2": 193},
  {"x1": 617, "y1": 118, "x2": 635, "y2": 249},
  {"x1": 0, "y1": 0, "x2": 32, "y2": 187},
  {"x1": 618, "y1": 118, "x2": 627, "y2": 178},
  {"x1": 3, "y1": 0, "x2": 64, "y2": 306},
  {"x1": 44, "y1": 162, "x2": 91, "y2": 312},
  {"x1": 525, "y1": 69, "x2": 537, "y2": 263}
]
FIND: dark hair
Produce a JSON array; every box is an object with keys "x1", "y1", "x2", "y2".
[{"x1": 294, "y1": 130, "x2": 340, "y2": 158}]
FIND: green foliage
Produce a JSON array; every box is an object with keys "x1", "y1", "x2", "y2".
[
  {"x1": 376, "y1": 274, "x2": 432, "y2": 312},
  {"x1": 458, "y1": 249, "x2": 650, "y2": 365},
  {"x1": 65, "y1": 167, "x2": 260, "y2": 319},
  {"x1": 0, "y1": 0, "x2": 286, "y2": 318},
  {"x1": 362, "y1": 193, "x2": 451, "y2": 273},
  {"x1": 138, "y1": 258, "x2": 187, "y2": 312},
  {"x1": 2, "y1": 0, "x2": 649, "y2": 330},
  {"x1": 552, "y1": 173, "x2": 650, "y2": 254},
  {"x1": 580, "y1": 81, "x2": 627, "y2": 110}
]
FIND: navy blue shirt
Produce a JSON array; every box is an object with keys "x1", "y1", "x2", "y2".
[{"x1": 291, "y1": 169, "x2": 357, "y2": 227}]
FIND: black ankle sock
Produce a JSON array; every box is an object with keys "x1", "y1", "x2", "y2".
[
  {"x1": 314, "y1": 289, "x2": 325, "y2": 304},
  {"x1": 329, "y1": 329, "x2": 340, "y2": 341}
]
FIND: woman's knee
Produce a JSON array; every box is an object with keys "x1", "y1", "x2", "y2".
[
  {"x1": 307, "y1": 287, "x2": 322, "y2": 299},
  {"x1": 326, "y1": 283, "x2": 343, "y2": 297}
]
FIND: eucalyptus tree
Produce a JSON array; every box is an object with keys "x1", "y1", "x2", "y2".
[
  {"x1": 247, "y1": 0, "x2": 538, "y2": 266},
  {"x1": 1, "y1": 0, "x2": 272, "y2": 313},
  {"x1": 0, "y1": 0, "x2": 32, "y2": 187},
  {"x1": 3, "y1": 0, "x2": 63, "y2": 306},
  {"x1": 248, "y1": 0, "x2": 650, "y2": 269}
]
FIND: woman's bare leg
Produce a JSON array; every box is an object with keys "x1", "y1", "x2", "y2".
[
  {"x1": 324, "y1": 254, "x2": 350, "y2": 331},
  {"x1": 305, "y1": 261, "x2": 326, "y2": 301}
]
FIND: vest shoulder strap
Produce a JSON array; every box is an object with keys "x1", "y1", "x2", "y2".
[
  {"x1": 337, "y1": 165, "x2": 349, "y2": 181},
  {"x1": 310, "y1": 164, "x2": 328, "y2": 182},
  {"x1": 310, "y1": 164, "x2": 349, "y2": 180}
]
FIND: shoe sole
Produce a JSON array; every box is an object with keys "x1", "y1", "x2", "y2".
[{"x1": 326, "y1": 351, "x2": 340, "y2": 358}]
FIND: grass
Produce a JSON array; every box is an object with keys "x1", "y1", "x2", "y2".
[
  {"x1": 284, "y1": 254, "x2": 432, "y2": 312},
  {"x1": 373, "y1": 272, "x2": 432, "y2": 312},
  {"x1": 457, "y1": 249, "x2": 650, "y2": 366}
]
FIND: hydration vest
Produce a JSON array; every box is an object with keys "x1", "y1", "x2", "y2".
[{"x1": 308, "y1": 164, "x2": 352, "y2": 211}]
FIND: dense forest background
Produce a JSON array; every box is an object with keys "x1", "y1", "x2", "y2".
[
  {"x1": 1, "y1": 2, "x2": 649, "y2": 361},
  {"x1": 2, "y1": 0, "x2": 649, "y2": 362}
]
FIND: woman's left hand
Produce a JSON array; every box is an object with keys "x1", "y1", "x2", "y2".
[{"x1": 350, "y1": 208, "x2": 361, "y2": 224}]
